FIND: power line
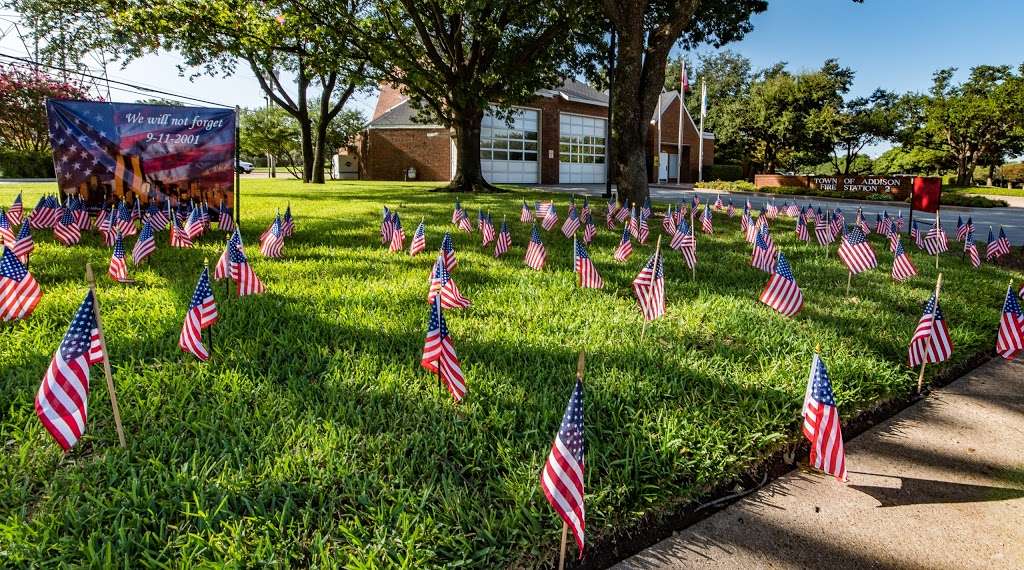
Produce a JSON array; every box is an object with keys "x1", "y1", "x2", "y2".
[{"x1": 0, "y1": 51, "x2": 234, "y2": 108}]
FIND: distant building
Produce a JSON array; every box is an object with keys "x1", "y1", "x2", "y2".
[{"x1": 351, "y1": 79, "x2": 713, "y2": 185}]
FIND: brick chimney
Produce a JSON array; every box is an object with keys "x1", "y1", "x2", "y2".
[{"x1": 372, "y1": 83, "x2": 407, "y2": 120}]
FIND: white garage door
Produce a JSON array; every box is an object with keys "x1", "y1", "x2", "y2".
[
  {"x1": 481, "y1": 107, "x2": 539, "y2": 184},
  {"x1": 559, "y1": 113, "x2": 607, "y2": 184}
]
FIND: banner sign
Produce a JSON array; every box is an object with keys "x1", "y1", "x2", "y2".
[
  {"x1": 46, "y1": 99, "x2": 235, "y2": 212},
  {"x1": 911, "y1": 176, "x2": 942, "y2": 213}
]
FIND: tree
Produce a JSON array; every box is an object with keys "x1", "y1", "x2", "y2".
[
  {"x1": 898, "y1": 65, "x2": 1024, "y2": 186},
  {"x1": 717, "y1": 60, "x2": 853, "y2": 174},
  {"x1": 871, "y1": 145, "x2": 949, "y2": 176},
  {"x1": 134, "y1": 97, "x2": 184, "y2": 106},
  {"x1": 601, "y1": 1, "x2": 767, "y2": 206},
  {"x1": 108, "y1": 0, "x2": 368, "y2": 184},
  {"x1": 240, "y1": 106, "x2": 302, "y2": 179},
  {"x1": 0, "y1": 64, "x2": 90, "y2": 152},
  {"x1": 299, "y1": 0, "x2": 590, "y2": 192},
  {"x1": 812, "y1": 89, "x2": 899, "y2": 175}
]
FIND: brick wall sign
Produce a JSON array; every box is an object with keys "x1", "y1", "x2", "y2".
[{"x1": 754, "y1": 174, "x2": 913, "y2": 199}]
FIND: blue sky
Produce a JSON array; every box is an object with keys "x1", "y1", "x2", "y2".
[{"x1": 3, "y1": 0, "x2": 1023, "y2": 153}]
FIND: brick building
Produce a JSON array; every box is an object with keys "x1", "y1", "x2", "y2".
[{"x1": 352, "y1": 80, "x2": 713, "y2": 185}]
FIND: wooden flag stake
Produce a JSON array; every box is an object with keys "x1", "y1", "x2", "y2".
[
  {"x1": 916, "y1": 272, "x2": 944, "y2": 394},
  {"x1": 205, "y1": 258, "x2": 214, "y2": 357},
  {"x1": 934, "y1": 209, "x2": 941, "y2": 270},
  {"x1": 845, "y1": 271, "x2": 853, "y2": 296},
  {"x1": 85, "y1": 263, "x2": 127, "y2": 448}
]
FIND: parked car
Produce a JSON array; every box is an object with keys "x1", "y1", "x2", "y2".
[{"x1": 236, "y1": 160, "x2": 254, "y2": 174}]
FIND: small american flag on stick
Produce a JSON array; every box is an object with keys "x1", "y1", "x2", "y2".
[
  {"x1": 759, "y1": 251, "x2": 803, "y2": 317},
  {"x1": 428, "y1": 255, "x2": 471, "y2": 309},
  {"x1": 613, "y1": 224, "x2": 633, "y2": 262},
  {"x1": 891, "y1": 238, "x2": 918, "y2": 282},
  {"x1": 421, "y1": 294, "x2": 466, "y2": 402},
  {"x1": 802, "y1": 353, "x2": 848, "y2": 481},
  {"x1": 573, "y1": 237, "x2": 603, "y2": 289},
  {"x1": 409, "y1": 219, "x2": 427, "y2": 257},
  {"x1": 632, "y1": 242, "x2": 665, "y2": 321},
  {"x1": 11, "y1": 222, "x2": 33, "y2": 264},
  {"x1": 908, "y1": 289, "x2": 953, "y2": 368},
  {"x1": 541, "y1": 353, "x2": 586, "y2": 561},
  {"x1": 7, "y1": 192, "x2": 22, "y2": 226},
  {"x1": 108, "y1": 231, "x2": 128, "y2": 282},
  {"x1": 997, "y1": 283, "x2": 1024, "y2": 360},
  {"x1": 525, "y1": 224, "x2": 547, "y2": 270},
  {"x1": 838, "y1": 227, "x2": 877, "y2": 276},
  {"x1": 1, "y1": 246, "x2": 41, "y2": 321},
  {"x1": 179, "y1": 267, "x2": 218, "y2": 361},
  {"x1": 494, "y1": 220, "x2": 511, "y2": 258}
]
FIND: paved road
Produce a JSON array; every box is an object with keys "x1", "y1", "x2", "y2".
[
  {"x1": 612, "y1": 357, "x2": 1024, "y2": 570},
  {"x1": 536, "y1": 184, "x2": 1024, "y2": 245}
]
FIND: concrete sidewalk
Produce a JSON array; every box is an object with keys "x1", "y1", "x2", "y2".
[{"x1": 614, "y1": 358, "x2": 1024, "y2": 570}]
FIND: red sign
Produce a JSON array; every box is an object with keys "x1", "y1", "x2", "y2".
[{"x1": 912, "y1": 177, "x2": 942, "y2": 213}]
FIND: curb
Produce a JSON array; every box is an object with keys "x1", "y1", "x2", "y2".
[{"x1": 668, "y1": 186, "x2": 1016, "y2": 212}]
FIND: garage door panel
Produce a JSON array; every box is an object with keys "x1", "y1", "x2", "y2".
[
  {"x1": 481, "y1": 108, "x2": 539, "y2": 184},
  {"x1": 559, "y1": 114, "x2": 606, "y2": 184}
]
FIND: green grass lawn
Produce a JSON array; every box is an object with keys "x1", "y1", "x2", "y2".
[
  {"x1": 945, "y1": 185, "x2": 1024, "y2": 198},
  {"x1": 1, "y1": 179, "x2": 1021, "y2": 567}
]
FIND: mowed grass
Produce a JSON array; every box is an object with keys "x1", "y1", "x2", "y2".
[{"x1": 1, "y1": 179, "x2": 1021, "y2": 568}]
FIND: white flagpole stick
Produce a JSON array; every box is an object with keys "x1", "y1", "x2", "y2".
[
  {"x1": 846, "y1": 271, "x2": 852, "y2": 296},
  {"x1": 85, "y1": 263, "x2": 126, "y2": 448},
  {"x1": 934, "y1": 209, "x2": 941, "y2": 270},
  {"x1": 917, "y1": 273, "x2": 944, "y2": 394},
  {"x1": 205, "y1": 257, "x2": 214, "y2": 358}
]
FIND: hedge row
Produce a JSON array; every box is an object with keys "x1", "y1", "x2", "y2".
[{"x1": 0, "y1": 150, "x2": 55, "y2": 178}]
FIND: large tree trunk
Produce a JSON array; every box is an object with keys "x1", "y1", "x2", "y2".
[
  {"x1": 607, "y1": 26, "x2": 657, "y2": 207},
  {"x1": 446, "y1": 107, "x2": 500, "y2": 192},
  {"x1": 299, "y1": 118, "x2": 314, "y2": 183}
]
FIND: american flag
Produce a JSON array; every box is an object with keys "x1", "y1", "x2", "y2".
[
  {"x1": 713, "y1": 194, "x2": 724, "y2": 210},
  {"x1": 228, "y1": 238, "x2": 266, "y2": 296},
  {"x1": 796, "y1": 214, "x2": 809, "y2": 241},
  {"x1": 541, "y1": 203, "x2": 559, "y2": 232},
  {"x1": 562, "y1": 206, "x2": 581, "y2": 238},
  {"x1": 830, "y1": 208, "x2": 845, "y2": 236},
  {"x1": 540, "y1": 378, "x2": 585, "y2": 555},
  {"x1": 691, "y1": 194, "x2": 701, "y2": 209},
  {"x1": 525, "y1": 224, "x2": 547, "y2": 270},
  {"x1": 923, "y1": 223, "x2": 948, "y2": 255},
  {"x1": 637, "y1": 210, "x2": 650, "y2": 244},
  {"x1": 613, "y1": 224, "x2": 633, "y2": 262},
  {"x1": 476, "y1": 208, "x2": 486, "y2": 232},
  {"x1": 873, "y1": 213, "x2": 884, "y2": 234},
  {"x1": 741, "y1": 210, "x2": 752, "y2": 239},
  {"x1": 891, "y1": 238, "x2": 918, "y2": 282},
  {"x1": 185, "y1": 206, "x2": 204, "y2": 239},
  {"x1": 389, "y1": 212, "x2": 406, "y2": 253},
  {"x1": 409, "y1": 219, "x2": 427, "y2": 257},
  {"x1": 381, "y1": 207, "x2": 394, "y2": 244},
  {"x1": 908, "y1": 292, "x2": 953, "y2": 366},
  {"x1": 1, "y1": 246, "x2": 42, "y2": 321},
  {"x1": 838, "y1": 227, "x2": 877, "y2": 275},
  {"x1": 11, "y1": 221, "x2": 33, "y2": 263},
  {"x1": 700, "y1": 204, "x2": 713, "y2": 234},
  {"x1": 481, "y1": 213, "x2": 496, "y2": 246},
  {"x1": 218, "y1": 200, "x2": 235, "y2": 233},
  {"x1": 887, "y1": 224, "x2": 901, "y2": 253},
  {"x1": 170, "y1": 212, "x2": 193, "y2": 248},
  {"x1": 802, "y1": 354, "x2": 848, "y2": 481},
  {"x1": 97, "y1": 205, "x2": 114, "y2": 246},
  {"x1": 673, "y1": 218, "x2": 697, "y2": 270},
  {"x1": 879, "y1": 211, "x2": 893, "y2": 237},
  {"x1": 281, "y1": 204, "x2": 294, "y2": 237},
  {"x1": 535, "y1": 200, "x2": 548, "y2": 220},
  {"x1": 895, "y1": 210, "x2": 904, "y2": 231},
  {"x1": 581, "y1": 197, "x2": 591, "y2": 220},
  {"x1": 28, "y1": 195, "x2": 57, "y2": 229},
  {"x1": 726, "y1": 199, "x2": 735, "y2": 217},
  {"x1": 440, "y1": 231, "x2": 457, "y2": 271},
  {"x1": 786, "y1": 203, "x2": 800, "y2": 217},
  {"x1": 614, "y1": 201, "x2": 631, "y2": 223},
  {"x1": 132, "y1": 197, "x2": 142, "y2": 223},
  {"x1": 956, "y1": 216, "x2": 972, "y2": 242},
  {"x1": 117, "y1": 202, "x2": 137, "y2": 236},
  {"x1": 494, "y1": 220, "x2": 511, "y2": 258},
  {"x1": 34, "y1": 290, "x2": 105, "y2": 450},
  {"x1": 910, "y1": 220, "x2": 921, "y2": 247},
  {"x1": 71, "y1": 197, "x2": 90, "y2": 230},
  {"x1": 765, "y1": 201, "x2": 779, "y2": 219},
  {"x1": 855, "y1": 210, "x2": 871, "y2": 235},
  {"x1": 583, "y1": 212, "x2": 597, "y2": 244},
  {"x1": 999, "y1": 284, "x2": 1024, "y2": 360},
  {"x1": 54, "y1": 207, "x2": 81, "y2": 246},
  {"x1": 662, "y1": 205, "x2": 675, "y2": 235},
  {"x1": 632, "y1": 249, "x2": 665, "y2": 321},
  {"x1": 451, "y1": 198, "x2": 463, "y2": 224},
  {"x1": 627, "y1": 206, "x2": 639, "y2": 240},
  {"x1": 964, "y1": 228, "x2": 981, "y2": 268},
  {"x1": 149, "y1": 200, "x2": 169, "y2": 231},
  {"x1": 132, "y1": 220, "x2": 156, "y2": 264},
  {"x1": 108, "y1": 232, "x2": 128, "y2": 282},
  {"x1": 573, "y1": 238, "x2": 603, "y2": 289},
  {"x1": 179, "y1": 267, "x2": 218, "y2": 361},
  {"x1": 455, "y1": 207, "x2": 474, "y2": 234},
  {"x1": 641, "y1": 197, "x2": 652, "y2": 219},
  {"x1": 997, "y1": 284, "x2": 1024, "y2": 360},
  {"x1": 214, "y1": 229, "x2": 243, "y2": 280},
  {"x1": 428, "y1": 255, "x2": 471, "y2": 309},
  {"x1": 605, "y1": 197, "x2": 618, "y2": 229},
  {"x1": 760, "y1": 251, "x2": 803, "y2": 317},
  {"x1": 7, "y1": 193, "x2": 22, "y2": 226},
  {"x1": 261, "y1": 215, "x2": 285, "y2": 258},
  {"x1": 521, "y1": 200, "x2": 534, "y2": 223},
  {"x1": 996, "y1": 226, "x2": 1012, "y2": 256},
  {"x1": 751, "y1": 225, "x2": 776, "y2": 273},
  {"x1": 0, "y1": 208, "x2": 14, "y2": 245},
  {"x1": 745, "y1": 213, "x2": 760, "y2": 244},
  {"x1": 421, "y1": 294, "x2": 466, "y2": 402}
]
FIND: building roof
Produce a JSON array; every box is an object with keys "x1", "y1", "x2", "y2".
[{"x1": 366, "y1": 78, "x2": 608, "y2": 129}]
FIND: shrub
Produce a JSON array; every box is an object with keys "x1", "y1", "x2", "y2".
[
  {"x1": 938, "y1": 193, "x2": 1008, "y2": 208},
  {"x1": 0, "y1": 150, "x2": 54, "y2": 178},
  {"x1": 696, "y1": 179, "x2": 755, "y2": 192},
  {"x1": 708, "y1": 164, "x2": 745, "y2": 182}
]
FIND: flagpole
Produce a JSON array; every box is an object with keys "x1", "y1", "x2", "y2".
[
  {"x1": 205, "y1": 257, "x2": 214, "y2": 358},
  {"x1": 697, "y1": 80, "x2": 706, "y2": 183},
  {"x1": 85, "y1": 263, "x2": 127, "y2": 448},
  {"x1": 934, "y1": 209, "x2": 941, "y2": 270},
  {"x1": 917, "y1": 273, "x2": 944, "y2": 394},
  {"x1": 846, "y1": 271, "x2": 852, "y2": 296},
  {"x1": 677, "y1": 56, "x2": 685, "y2": 184}
]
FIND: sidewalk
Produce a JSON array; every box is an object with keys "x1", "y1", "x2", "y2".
[{"x1": 613, "y1": 358, "x2": 1024, "y2": 570}]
